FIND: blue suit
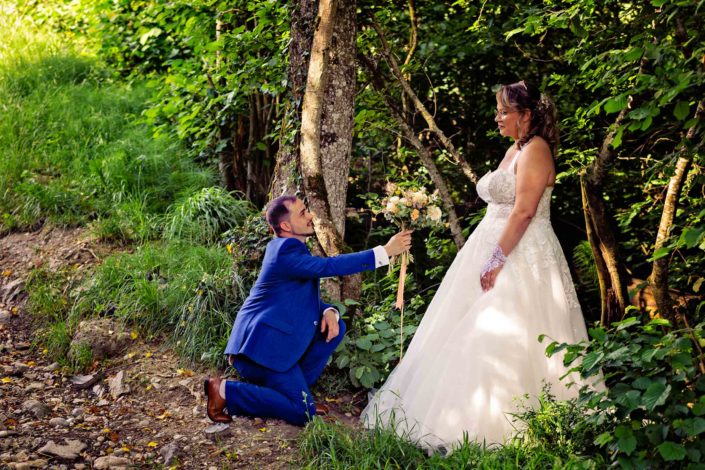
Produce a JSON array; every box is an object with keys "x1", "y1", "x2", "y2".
[{"x1": 223, "y1": 237, "x2": 377, "y2": 425}]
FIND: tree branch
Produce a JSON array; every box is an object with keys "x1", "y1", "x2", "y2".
[
  {"x1": 360, "y1": 54, "x2": 466, "y2": 249},
  {"x1": 368, "y1": 16, "x2": 478, "y2": 184}
]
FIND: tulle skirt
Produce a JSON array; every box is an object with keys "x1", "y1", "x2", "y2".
[{"x1": 361, "y1": 213, "x2": 593, "y2": 450}]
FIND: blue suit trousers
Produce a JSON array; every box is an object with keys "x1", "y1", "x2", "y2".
[{"x1": 225, "y1": 319, "x2": 346, "y2": 426}]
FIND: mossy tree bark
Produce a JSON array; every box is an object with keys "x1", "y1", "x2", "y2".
[
  {"x1": 580, "y1": 108, "x2": 630, "y2": 325},
  {"x1": 648, "y1": 100, "x2": 705, "y2": 320}
]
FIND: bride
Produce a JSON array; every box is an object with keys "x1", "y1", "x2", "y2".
[{"x1": 361, "y1": 80, "x2": 595, "y2": 449}]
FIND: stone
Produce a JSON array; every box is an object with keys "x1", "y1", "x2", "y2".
[
  {"x1": 8, "y1": 460, "x2": 48, "y2": 469},
  {"x1": 93, "y1": 455, "x2": 132, "y2": 469},
  {"x1": 108, "y1": 371, "x2": 130, "y2": 399},
  {"x1": 69, "y1": 319, "x2": 130, "y2": 361},
  {"x1": 24, "y1": 382, "x2": 44, "y2": 392},
  {"x1": 49, "y1": 417, "x2": 69, "y2": 427},
  {"x1": 21, "y1": 400, "x2": 50, "y2": 419},
  {"x1": 69, "y1": 373, "x2": 104, "y2": 390},
  {"x1": 0, "y1": 431, "x2": 18, "y2": 437},
  {"x1": 71, "y1": 408, "x2": 84, "y2": 417},
  {"x1": 0, "y1": 279, "x2": 24, "y2": 303},
  {"x1": 204, "y1": 423, "x2": 230, "y2": 440},
  {"x1": 159, "y1": 442, "x2": 179, "y2": 466},
  {"x1": 37, "y1": 439, "x2": 86, "y2": 460}
]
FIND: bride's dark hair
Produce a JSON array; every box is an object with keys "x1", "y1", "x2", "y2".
[{"x1": 497, "y1": 80, "x2": 559, "y2": 157}]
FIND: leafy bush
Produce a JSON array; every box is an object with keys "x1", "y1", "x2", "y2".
[
  {"x1": 164, "y1": 187, "x2": 256, "y2": 245},
  {"x1": 547, "y1": 316, "x2": 705, "y2": 468}
]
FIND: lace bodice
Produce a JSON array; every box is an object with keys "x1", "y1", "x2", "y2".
[{"x1": 476, "y1": 168, "x2": 552, "y2": 221}]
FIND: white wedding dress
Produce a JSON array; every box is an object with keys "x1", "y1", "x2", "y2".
[{"x1": 361, "y1": 149, "x2": 593, "y2": 450}]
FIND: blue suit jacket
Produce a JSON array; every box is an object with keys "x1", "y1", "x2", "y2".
[{"x1": 224, "y1": 237, "x2": 376, "y2": 372}]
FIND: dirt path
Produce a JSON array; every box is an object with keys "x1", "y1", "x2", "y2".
[{"x1": 0, "y1": 227, "x2": 359, "y2": 469}]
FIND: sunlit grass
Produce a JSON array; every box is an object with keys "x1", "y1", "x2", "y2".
[{"x1": 0, "y1": 2, "x2": 215, "y2": 234}]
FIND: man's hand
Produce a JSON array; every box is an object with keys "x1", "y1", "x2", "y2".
[
  {"x1": 384, "y1": 230, "x2": 413, "y2": 257},
  {"x1": 321, "y1": 309, "x2": 340, "y2": 342}
]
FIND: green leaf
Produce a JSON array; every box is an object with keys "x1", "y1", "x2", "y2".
[
  {"x1": 643, "y1": 382, "x2": 671, "y2": 411},
  {"x1": 355, "y1": 337, "x2": 372, "y2": 351},
  {"x1": 610, "y1": 125, "x2": 624, "y2": 149},
  {"x1": 676, "y1": 417, "x2": 705, "y2": 437},
  {"x1": 336, "y1": 355, "x2": 349, "y2": 368},
  {"x1": 651, "y1": 0, "x2": 668, "y2": 6},
  {"x1": 615, "y1": 425, "x2": 637, "y2": 455},
  {"x1": 594, "y1": 432, "x2": 613, "y2": 446},
  {"x1": 674, "y1": 101, "x2": 690, "y2": 121},
  {"x1": 589, "y1": 327, "x2": 607, "y2": 342},
  {"x1": 619, "y1": 435, "x2": 637, "y2": 455},
  {"x1": 623, "y1": 47, "x2": 644, "y2": 62},
  {"x1": 615, "y1": 389, "x2": 642, "y2": 412},
  {"x1": 650, "y1": 246, "x2": 672, "y2": 261},
  {"x1": 605, "y1": 95, "x2": 628, "y2": 114},
  {"x1": 658, "y1": 441, "x2": 687, "y2": 461},
  {"x1": 354, "y1": 366, "x2": 365, "y2": 380},
  {"x1": 582, "y1": 351, "x2": 605, "y2": 371}
]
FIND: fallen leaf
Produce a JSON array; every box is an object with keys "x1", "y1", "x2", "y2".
[
  {"x1": 121, "y1": 446, "x2": 130, "y2": 452},
  {"x1": 42, "y1": 349, "x2": 48, "y2": 355},
  {"x1": 144, "y1": 352, "x2": 152, "y2": 358},
  {"x1": 156, "y1": 411, "x2": 170, "y2": 420},
  {"x1": 2, "y1": 269, "x2": 12, "y2": 277},
  {"x1": 146, "y1": 384, "x2": 153, "y2": 391},
  {"x1": 258, "y1": 427, "x2": 267, "y2": 433},
  {"x1": 1, "y1": 377, "x2": 12, "y2": 383},
  {"x1": 147, "y1": 441, "x2": 158, "y2": 447},
  {"x1": 26, "y1": 361, "x2": 35, "y2": 367},
  {"x1": 176, "y1": 368, "x2": 194, "y2": 377},
  {"x1": 110, "y1": 432, "x2": 119, "y2": 443},
  {"x1": 126, "y1": 352, "x2": 136, "y2": 359},
  {"x1": 130, "y1": 331, "x2": 138, "y2": 340}
]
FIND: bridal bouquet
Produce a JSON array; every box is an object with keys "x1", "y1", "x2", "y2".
[
  {"x1": 380, "y1": 184, "x2": 444, "y2": 231},
  {"x1": 378, "y1": 183, "x2": 444, "y2": 359}
]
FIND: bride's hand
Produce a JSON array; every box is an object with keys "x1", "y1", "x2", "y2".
[
  {"x1": 480, "y1": 245, "x2": 507, "y2": 291},
  {"x1": 480, "y1": 266, "x2": 502, "y2": 292}
]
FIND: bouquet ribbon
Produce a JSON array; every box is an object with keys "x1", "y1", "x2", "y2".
[{"x1": 395, "y1": 250, "x2": 410, "y2": 360}]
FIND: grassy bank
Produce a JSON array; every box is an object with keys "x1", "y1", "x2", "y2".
[{"x1": 0, "y1": 5, "x2": 214, "y2": 237}]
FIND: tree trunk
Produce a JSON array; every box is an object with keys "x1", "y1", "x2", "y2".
[
  {"x1": 648, "y1": 100, "x2": 705, "y2": 319},
  {"x1": 299, "y1": 0, "x2": 345, "y2": 259},
  {"x1": 361, "y1": 54, "x2": 466, "y2": 249},
  {"x1": 319, "y1": 0, "x2": 359, "y2": 301},
  {"x1": 581, "y1": 108, "x2": 630, "y2": 325},
  {"x1": 270, "y1": 0, "x2": 317, "y2": 197}
]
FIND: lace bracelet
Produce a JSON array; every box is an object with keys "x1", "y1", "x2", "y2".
[{"x1": 481, "y1": 245, "x2": 507, "y2": 277}]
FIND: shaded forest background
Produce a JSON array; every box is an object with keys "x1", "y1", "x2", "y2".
[{"x1": 1, "y1": 0, "x2": 704, "y2": 466}]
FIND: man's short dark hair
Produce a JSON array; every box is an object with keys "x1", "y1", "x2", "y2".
[{"x1": 266, "y1": 195, "x2": 298, "y2": 235}]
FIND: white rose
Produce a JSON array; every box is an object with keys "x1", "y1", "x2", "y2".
[
  {"x1": 427, "y1": 205, "x2": 442, "y2": 222},
  {"x1": 412, "y1": 191, "x2": 429, "y2": 207}
]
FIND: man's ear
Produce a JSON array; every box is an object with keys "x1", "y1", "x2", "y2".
[{"x1": 279, "y1": 219, "x2": 291, "y2": 233}]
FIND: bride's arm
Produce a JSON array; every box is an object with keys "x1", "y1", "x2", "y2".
[{"x1": 480, "y1": 138, "x2": 554, "y2": 291}]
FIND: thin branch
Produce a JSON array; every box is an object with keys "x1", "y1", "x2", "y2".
[{"x1": 368, "y1": 16, "x2": 478, "y2": 184}]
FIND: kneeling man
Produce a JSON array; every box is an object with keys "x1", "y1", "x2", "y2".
[{"x1": 204, "y1": 195, "x2": 412, "y2": 425}]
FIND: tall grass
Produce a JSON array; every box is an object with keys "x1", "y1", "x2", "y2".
[
  {"x1": 0, "y1": 3, "x2": 215, "y2": 236},
  {"x1": 67, "y1": 241, "x2": 245, "y2": 365},
  {"x1": 297, "y1": 417, "x2": 600, "y2": 469}
]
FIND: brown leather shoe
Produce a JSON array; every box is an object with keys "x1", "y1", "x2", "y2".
[
  {"x1": 203, "y1": 377, "x2": 232, "y2": 423},
  {"x1": 315, "y1": 403, "x2": 330, "y2": 416}
]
